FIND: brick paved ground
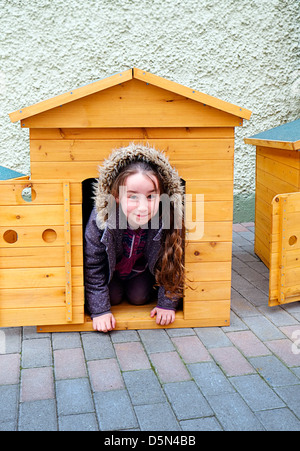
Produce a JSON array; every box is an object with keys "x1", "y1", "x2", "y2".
[{"x1": 0, "y1": 223, "x2": 300, "y2": 431}]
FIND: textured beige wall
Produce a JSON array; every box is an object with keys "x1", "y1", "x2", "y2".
[{"x1": 0, "y1": 0, "x2": 299, "y2": 219}]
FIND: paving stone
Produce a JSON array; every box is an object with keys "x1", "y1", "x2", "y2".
[
  {"x1": 230, "y1": 289, "x2": 259, "y2": 317},
  {"x1": 180, "y1": 417, "x2": 223, "y2": 431},
  {"x1": 247, "y1": 260, "x2": 269, "y2": 276},
  {"x1": 0, "y1": 354, "x2": 20, "y2": 385},
  {"x1": 222, "y1": 311, "x2": 249, "y2": 332},
  {"x1": 207, "y1": 392, "x2": 265, "y2": 431},
  {"x1": 243, "y1": 316, "x2": 286, "y2": 341},
  {"x1": 0, "y1": 385, "x2": 19, "y2": 423},
  {"x1": 54, "y1": 348, "x2": 87, "y2": 379},
  {"x1": 238, "y1": 286, "x2": 269, "y2": 307},
  {"x1": 164, "y1": 381, "x2": 213, "y2": 420},
  {"x1": 81, "y1": 332, "x2": 115, "y2": 360},
  {"x1": 56, "y1": 378, "x2": 94, "y2": 416},
  {"x1": 138, "y1": 329, "x2": 174, "y2": 353},
  {"x1": 110, "y1": 330, "x2": 140, "y2": 343},
  {"x1": 23, "y1": 326, "x2": 50, "y2": 340},
  {"x1": 188, "y1": 362, "x2": 235, "y2": 396},
  {"x1": 150, "y1": 351, "x2": 191, "y2": 383},
  {"x1": 258, "y1": 306, "x2": 299, "y2": 327},
  {"x1": 235, "y1": 265, "x2": 267, "y2": 286},
  {"x1": 0, "y1": 421, "x2": 16, "y2": 431},
  {"x1": 18, "y1": 400, "x2": 57, "y2": 431},
  {"x1": 134, "y1": 403, "x2": 180, "y2": 431},
  {"x1": 265, "y1": 339, "x2": 300, "y2": 367},
  {"x1": 166, "y1": 328, "x2": 195, "y2": 337},
  {"x1": 88, "y1": 358, "x2": 124, "y2": 392},
  {"x1": 233, "y1": 250, "x2": 259, "y2": 263},
  {"x1": 282, "y1": 303, "x2": 300, "y2": 314},
  {"x1": 232, "y1": 233, "x2": 251, "y2": 247},
  {"x1": 279, "y1": 325, "x2": 300, "y2": 340},
  {"x1": 230, "y1": 374, "x2": 285, "y2": 411},
  {"x1": 256, "y1": 408, "x2": 300, "y2": 431},
  {"x1": 293, "y1": 367, "x2": 300, "y2": 379},
  {"x1": 21, "y1": 338, "x2": 52, "y2": 368},
  {"x1": 52, "y1": 332, "x2": 82, "y2": 350},
  {"x1": 59, "y1": 413, "x2": 99, "y2": 431},
  {"x1": 20, "y1": 367, "x2": 54, "y2": 402},
  {"x1": 231, "y1": 271, "x2": 254, "y2": 292},
  {"x1": 123, "y1": 369, "x2": 166, "y2": 405},
  {"x1": 233, "y1": 224, "x2": 249, "y2": 232},
  {"x1": 94, "y1": 389, "x2": 138, "y2": 431},
  {"x1": 209, "y1": 347, "x2": 255, "y2": 376},
  {"x1": 171, "y1": 336, "x2": 212, "y2": 363},
  {"x1": 250, "y1": 355, "x2": 299, "y2": 387},
  {"x1": 293, "y1": 313, "x2": 300, "y2": 322},
  {"x1": 275, "y1": 385, "x2": 300, "y2": 418},
  {"x1": 226, "y1": 330, "x2": 271, "y2": 357},
  {"x1": 194, "y1": 327, "x2": 232, "y2": 348},
  {"x1": 114, "y1": 342, "x2": 151, "y2": 371},
  {"x1": 0, "y1": 328, "x2": 22, "y2": 353}
]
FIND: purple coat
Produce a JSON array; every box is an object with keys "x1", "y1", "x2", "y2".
[{"x1": 84, "y1": 208, "x2": 180, "y2": 317}]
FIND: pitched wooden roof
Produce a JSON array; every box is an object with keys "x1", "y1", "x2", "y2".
[
  {"x1": 245, "y1": 119, "x2": 300, "y2": 151},
  {"x1": 9, "y1": 67, "x2": 251, "y2": 123}
]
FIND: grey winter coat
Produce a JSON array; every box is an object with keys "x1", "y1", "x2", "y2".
[{"x1": 84, "y1": 143, "x2": 184, "y2": 317}]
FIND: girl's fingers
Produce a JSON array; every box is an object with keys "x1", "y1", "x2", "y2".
[
  {"x1": 150, "y1": 308, "x2": 176, "y2": 326},
  {"x1": 150, "y1": 308, "x2": 157, "y2": 318}
]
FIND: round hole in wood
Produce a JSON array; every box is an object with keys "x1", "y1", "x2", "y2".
[
  {"x1": 3, "y1": 230, "x2": 18, "y2": 244},
  {"x1": 21, "y1": 187, "x2": 37, "y2": 202},
  {"x1": 42, "y1": 229, "x2": 57, "y2": 243},
  {"x1": 289, "y1": 235, "x2": 297, "y2": 246}
]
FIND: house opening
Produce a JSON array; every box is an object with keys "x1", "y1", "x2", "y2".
[{"x1": 82, "y1": 177, "x2": 184, "y2": 319}]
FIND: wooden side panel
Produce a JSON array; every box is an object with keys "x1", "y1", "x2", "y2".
[
  {"x1": 0, "y1": 180, "x2": 84, "y2": 327},
  {"x1": 21, "y1": 79, "x2": 242, "y2": 128},
  {"x1": 269, "y1": 192, "x2": 300, "y2": 306},
  {"x1": 9, "y1": 126, "x2": 234, "y2": 329},
  {"x1": 255, "y1": 147, "x2": 300, "y2": 267}
]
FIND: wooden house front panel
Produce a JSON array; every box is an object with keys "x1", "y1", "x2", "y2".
[
  {"x1": 269, "y1": 192, "x2": 300, "y2": 306},
  {"x1": 28, "y1": 126, "x2": 234, "y2": 328},
  {"x1": 0, "y1": 180, "x2": 84, "y2": 327}
]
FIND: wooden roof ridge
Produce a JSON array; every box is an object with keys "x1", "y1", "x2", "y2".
[{"x1": 9, "y1": 67, "x2": 252, "y2": 123}]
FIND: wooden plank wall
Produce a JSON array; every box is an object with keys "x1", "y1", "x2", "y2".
[
  {"x1": 30, "y1": 127, "x2": 234, "y2": 326},
  {"x1": 269, "y1": 192, "x2": 300, "y2": 306},
  {"x1": 0, "y1": 180, "x2": 84, "y2": 327},
  {"x1": 255, "y1": 146, "x2": 300, "y2": 268}
]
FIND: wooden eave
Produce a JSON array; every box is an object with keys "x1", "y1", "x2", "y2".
[
  {"x1": 245, "y1": 119, "x2": 300, "y2": 151},
  {"x1": 245, "y1": 137, "x2": 300, "y2": 151},
  {"x1": 9, "y1": 68, "x2": 252, "y2": 124}
]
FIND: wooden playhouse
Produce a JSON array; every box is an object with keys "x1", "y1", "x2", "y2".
[
  {"x1": 1, "y1": 68, "x2": 251, "y2": 332},
  {"x1": 245, "y1": 119, "x2": 300, "y2": 307}
]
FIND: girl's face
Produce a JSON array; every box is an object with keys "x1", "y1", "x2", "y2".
[{"x1": 117, "y1": 172, "x2": 160, "y2": 228}]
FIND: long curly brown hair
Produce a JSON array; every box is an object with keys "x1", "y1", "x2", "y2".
[{"x1": 110, "y1": 161, "x2": 185, "y2": 300}]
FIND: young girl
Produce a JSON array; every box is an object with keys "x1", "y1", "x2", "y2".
[{"x1": 84, "y1": 143, "x2": 185, "y2": 333}]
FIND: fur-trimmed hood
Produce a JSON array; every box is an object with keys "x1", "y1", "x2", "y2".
[{"x1": 94, "y1": 143, "x2": 184, "y2": 229}]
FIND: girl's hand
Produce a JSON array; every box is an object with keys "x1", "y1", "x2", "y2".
[
  {"x1": 150, "y1": 307, "x2": 175, "y2": 326},
  {"x1": 93, "y1": 313, "x2": 116, "y2": 333}
]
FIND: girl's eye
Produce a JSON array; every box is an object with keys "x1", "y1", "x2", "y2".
[{"x1": 129, "y1": 195, "x2": 138, "y2": 200}]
